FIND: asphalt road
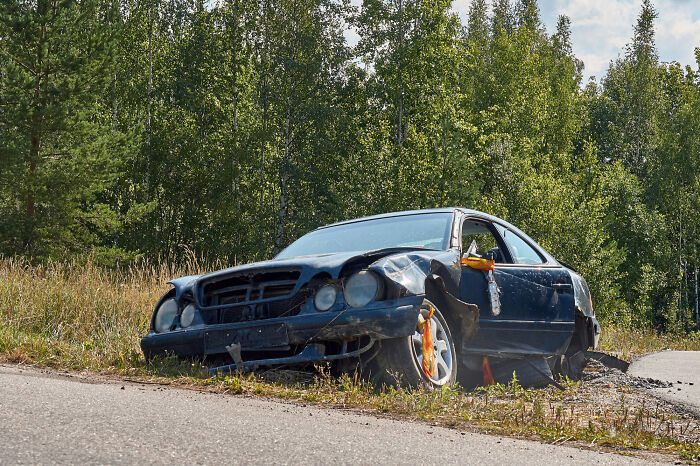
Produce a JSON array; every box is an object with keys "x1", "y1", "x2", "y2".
[
  {"x1": 0, "y1": 365, "x2": 666, "y2": 465},
  {"x1": 628, "y1": 350, "x2": 700, "y2": 416}
]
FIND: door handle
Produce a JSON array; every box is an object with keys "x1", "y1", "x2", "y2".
[{"x1": 552, "y1": 283, "x2": 573, "y2": 293}]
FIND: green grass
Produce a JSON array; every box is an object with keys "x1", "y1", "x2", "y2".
[{"x1": 1, "y1": 257, "x2": 698, "y2": 461}]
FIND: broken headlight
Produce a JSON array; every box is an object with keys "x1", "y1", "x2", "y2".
[
  {"x1": 154, "y1": 298, "x2": 178, "y2": 333},
  {"x1": 314, "y1": 284, "x2": 337, "y2": 311},
  {"x1": 344, "y1": 271, "x2": 379, "y2": 308}
]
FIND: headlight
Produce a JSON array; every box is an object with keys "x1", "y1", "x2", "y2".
[
  {"x1": 154, "y1": 298, "x2": 178, "y2": 333},
  {"x1": 344, "y1": 271, "x2": 379, "y2": 308},
  {"x1": 314, "y1": 284, "x2": 337, "y2": 311},
  {"x1": 180, "y1": 303, "x2": 196, "y2": 328}
]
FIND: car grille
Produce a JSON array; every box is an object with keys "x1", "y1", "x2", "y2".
[{"x1": 196, "y1": 268, "x2": 306, "y2": 324}]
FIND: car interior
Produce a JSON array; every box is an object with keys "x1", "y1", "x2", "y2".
[{"x1": 461, "y1": 220, "x2": 506, "y2": 263}]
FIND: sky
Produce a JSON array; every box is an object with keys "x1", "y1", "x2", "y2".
[{"x1": 450, "y1": 0, "x2": 700, "y2": 81}]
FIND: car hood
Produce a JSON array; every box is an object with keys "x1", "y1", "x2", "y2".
[{"x1": 167, "y1": 248, "x2": 462, "y2": 298}]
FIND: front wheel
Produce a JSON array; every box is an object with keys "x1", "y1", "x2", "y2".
[{"x1": 364, "y1": 299, "x2": 457, "y2": 388}]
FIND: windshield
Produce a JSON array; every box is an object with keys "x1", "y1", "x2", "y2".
[{"x1": 275, "y1": 213, "x2": 454, "y2": 259}]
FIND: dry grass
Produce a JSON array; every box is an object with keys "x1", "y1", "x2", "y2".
[
  {"x1": 0, "y1": 256, "x2": 208, "y2": 371},
  {"x1": 599, "y1": 325, "x2": 700, "y2": 361},
  {"x1": 0, "y1": 257, "x2": 698, "y2": 461}
]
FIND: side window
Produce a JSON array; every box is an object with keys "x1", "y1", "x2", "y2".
[
  {"x1": 461, "y1": 220, "x2": 506, "y2": 263},
  {"x1": 501, "y1": 229, "x2": 544, "y2": 265}
]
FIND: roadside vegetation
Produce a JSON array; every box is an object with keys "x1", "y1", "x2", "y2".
[
  {"x1": 1, "y1": 257, "x2": 698, "y2": 461},
  {"x1": 2, "y1": 0, "x2": 699, "y2": 333},
  {"x1": 600, "y1": 326, "x2": 700, "y2": 361}
]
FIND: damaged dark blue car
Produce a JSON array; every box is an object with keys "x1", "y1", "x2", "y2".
[{"x1": 141, "y1": 208, "x2": 600, "y2": 388}]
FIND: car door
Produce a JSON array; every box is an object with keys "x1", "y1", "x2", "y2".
[{"x1": 458, "y1": 216, "x2": 575, "y2": 357}]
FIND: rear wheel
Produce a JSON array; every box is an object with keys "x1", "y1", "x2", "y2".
[
  {"x1": 365, "y1": 299, "x2": 457, "y2": 388},
  {"x1": 552, "y1": 328, "x2": 588, "y2": 381}
]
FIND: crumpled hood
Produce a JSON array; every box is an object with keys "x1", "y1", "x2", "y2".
[
  {"x1": 166, "y1": 248, "x2": 462, "y2": 298},
  {"x1": 205, "y1": 250, "x2": 369, "y2": 279}
]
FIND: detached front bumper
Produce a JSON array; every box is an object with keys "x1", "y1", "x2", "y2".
[{"x1": 140, "y1": 296, "x2": 423, "y2": 362}]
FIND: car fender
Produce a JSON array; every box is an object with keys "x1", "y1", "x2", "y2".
[
  {"x1": 166, "y1": 275, "x2": 200, "y2": 299},
  {"x1": 366, "y1": 250, "x2": 479, "y2": 342},
  {"x1": 367, "y1": 249, "x2": 462, "y2": 295}
]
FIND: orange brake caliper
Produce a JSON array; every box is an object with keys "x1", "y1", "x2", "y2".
[{"x1": 418, "y1": 306, "x2": 436, "y2": 378}]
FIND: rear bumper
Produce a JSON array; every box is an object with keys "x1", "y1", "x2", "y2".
[{"x1": 140, "y1": 296, "x2": 423, "y2": 360}]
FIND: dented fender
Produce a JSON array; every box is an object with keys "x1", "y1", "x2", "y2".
[
  {"x1": 364, "y1": 250, "x2": 480, "y2": 347},
  {"x1": 365, "y1": 250, "x2": 479, "y2": 343},
  {"x1": 367, "y1": 249, "x2": 462, "y2": 295}
]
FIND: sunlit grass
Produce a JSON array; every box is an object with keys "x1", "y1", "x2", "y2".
[
  {"x1": 599, "y1": 325, "x2": 700, "y2": 360},
  {"x1": 0, "y1": 256, "x2": 210, "y2": 371},
  {"x1": 0, "y1": 257, "x2": 698, "y2": 461}
]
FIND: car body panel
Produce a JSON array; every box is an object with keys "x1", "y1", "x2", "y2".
[{"x1": 458, "y1": 265, "x2": 575, "y2": 357}]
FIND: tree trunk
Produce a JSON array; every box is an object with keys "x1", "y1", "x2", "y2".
[
  {"x1": 145, "y1": 2, "x2": 153, "y2": 193},
  {"x1": 24, "y1": 4, "x2": 50, "y2": 251},
  {"x1": 274, "y1": 100, "x2": 291, "y2": 254},
  {"x1": 695, "y1": 265, "x2": 698, "y2": 327},
  {"x1": 258, "y1": 1, "x2": 269, "y2": 213},
  {"x1": 679, "y1": 213, "x2": 682, "y2": 313},
  {"x1": 396, "y1": 0, "x2": 404, "y2": 148}
]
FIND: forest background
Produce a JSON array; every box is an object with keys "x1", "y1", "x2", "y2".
[{"x1": 1, "y1": 0, "x2": 698, "y2": 331}]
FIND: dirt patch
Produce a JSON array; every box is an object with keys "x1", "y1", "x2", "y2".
[{"x1": 583, "y1": 358, "x2": 672, "y2": 390}]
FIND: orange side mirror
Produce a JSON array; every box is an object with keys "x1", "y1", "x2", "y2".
[{"x1": 461, "y1": 255, "x2": 495, "y2": 271}]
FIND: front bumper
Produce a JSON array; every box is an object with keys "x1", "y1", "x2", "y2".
[{"x1": 140, "y1": 296, "x2": 423, "y2": 361}]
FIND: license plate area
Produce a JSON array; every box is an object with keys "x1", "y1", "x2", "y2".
[{"x1": 204, "y1": 324, "x2": 289, "y2": 354}]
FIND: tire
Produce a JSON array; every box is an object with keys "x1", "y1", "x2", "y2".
[
  {"x1": 552, "y1": 330, "x2": 588, "y2": 381},
  {"x1": 364, "y1": 299, "x2": 457, "y2": 389}
]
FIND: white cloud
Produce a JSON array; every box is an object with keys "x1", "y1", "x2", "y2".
[
  {"x1": 539, "y1": 0, "x2": 700, "y2": 79},
  {"x1": 453, "y1": 0, "x2": 700, "y2": 80},
  {"x1": 655, "y1": 2, "x2": 700, "y2": 67},
  {"x1": 537, "y1": 0, "x2": 637, "y2": 79}
]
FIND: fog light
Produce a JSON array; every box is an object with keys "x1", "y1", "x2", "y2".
[{"x1": 314, "y1": 284, "x2": 337, "y2": 311}]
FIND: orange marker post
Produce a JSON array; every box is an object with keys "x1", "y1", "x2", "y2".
[
  {"x1": 421, "y1": 306, "x2": 436, "y2": 378},
  {"x1": 482, "y1": 356, "x2": 495, "y2": 386}
]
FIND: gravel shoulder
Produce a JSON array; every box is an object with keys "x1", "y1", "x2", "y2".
[{"x1": 0, "y1": 364, "x2": 669, "y2": 465}]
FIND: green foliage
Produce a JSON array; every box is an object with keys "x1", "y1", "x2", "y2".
[
  {"x1": 0, "y1": 0, "x2": 134, "y2": 260},
  {"x1": 1, "y1": 0, "x2": 699, "y2": 330}
]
